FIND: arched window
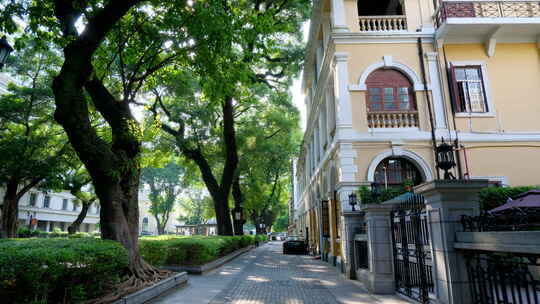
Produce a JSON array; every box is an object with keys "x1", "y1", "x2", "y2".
[
  {"x1": 374, "y1": 158, "x2": 423, "y2": 188},
  {"x1": 366, "y1": 69, "x2": 416, "y2": 112},
  {"x1": 142, "y1": 217, "x2": 149, "y2": 232}
]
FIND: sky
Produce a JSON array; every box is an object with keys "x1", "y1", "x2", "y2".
[{"x1": 290, "y1": 22, "x2": 311, "y2": 131}]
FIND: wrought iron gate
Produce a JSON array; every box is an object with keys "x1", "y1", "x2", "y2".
[{"x1": 391, "y1": 193, "x2": 434, "y2": 303}]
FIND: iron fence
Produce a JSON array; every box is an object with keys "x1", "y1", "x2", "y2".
[
  {"x1": 391, "y1": 193, "x2": 434, "y2": 303},
  {"x1": 461, "y1": 209, "x2": 540, "y2": 232},
  {"x1": 465, "y1": 251, "x2": 540, "y2": 304}
]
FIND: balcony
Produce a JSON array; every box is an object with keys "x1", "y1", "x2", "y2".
[
  {"x1": 358, "y1": 15, "x2": 408, "y2": 32},
  {"x1": 434, "y1": 1, "x2": 540, "y2": 44},
  {"x1": 367, "y1": 111, "x2": 419, "y2": 129}
]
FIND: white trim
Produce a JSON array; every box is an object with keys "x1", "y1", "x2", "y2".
[
  {"x1": 366, "y1": 149, "x2": 434, "y2": 183},
  {"x1": 444, "y1": 17, "x2": 540, "y2": 26},
  {"x1": 425, "y1": 51, "x2": 447, "y2": 129},
  {"x1": 338, "y1": 128, "x2": 540, "y2": 143},
  {"x1": 469, "y1": 176, "x2": 509, "y2": 187},
  {"x1": 351, "y1": 57, "x2": 428, "y2": 92},
  {"x1": 450, "y1": 60, "x2": 496, "y2": 116}
]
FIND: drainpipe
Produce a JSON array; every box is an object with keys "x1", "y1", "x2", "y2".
[{"x1": 417, "y1": 38, "x2": 441, "y2": 180}]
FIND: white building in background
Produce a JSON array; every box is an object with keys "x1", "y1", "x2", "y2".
[
  {"x1": 138, "y1": 189, "x2": 184, "y2": 235},
  {"x1": 0, "y1": 188, "x2": 100, "y2": 233}
]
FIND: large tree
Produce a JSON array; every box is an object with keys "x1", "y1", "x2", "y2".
[
  {"x1": 148, "y1": 0, "x2": 309, "y2": 235},
  {"x1": 0, "y1": 40, "x2": 68, "y2": 238},
  {"x1": 1, "y1": 0, "x2": 193, "y2": 284}
]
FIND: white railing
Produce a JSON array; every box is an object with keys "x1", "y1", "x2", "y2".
[
  {"x1": 367, "y1": 111, "x2": 419, "y2": 128},
  {"x1": 358, "y1": 15, "x2": 408, "y2": 32}
]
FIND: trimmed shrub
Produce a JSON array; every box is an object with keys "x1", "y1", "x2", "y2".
[
  {"x1": 479, "y1": 186, "x2": 540, "y2": 211},
  {"x1": 139, "y1": 235, "x2": 257, "y2": 267},
  {"x1": 0, "y1": 238, "x2": 129, "y2": 303}
]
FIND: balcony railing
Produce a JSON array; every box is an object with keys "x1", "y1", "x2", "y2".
[
  {"x1": 367, "y1": 111, "x2": 419, "y2": 129},
  {"x1": 358, "y1": 15, "x2": 407, "y2": 32},
  {"x1": 435, "y1": 1, "x2": 540, "y2": 26}
]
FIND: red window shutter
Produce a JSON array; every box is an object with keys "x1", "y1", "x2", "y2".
[{"x1": 447, "y1": 64, "x2": 462, "y2": 113}]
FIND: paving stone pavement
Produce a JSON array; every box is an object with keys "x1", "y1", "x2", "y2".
[{"x1": 151, "y1": 241, "x2": 412, "y2": 304}]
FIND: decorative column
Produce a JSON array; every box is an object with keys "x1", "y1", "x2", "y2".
[
  {"x1": 425, "y1": 52, "x2": 447, "y2": 130},
  {"x1": 333, "y1": 52, "x2": 353, "y2": 129},
  {"x1": 331, "y1": 0, "x2": 349, "y2": 32},
  {"x1": 358, "y1": 203, "x2": 397, "y2": 294},
  {"x1": 415, "y1": 180, "x2": 489, "y2": 304}
]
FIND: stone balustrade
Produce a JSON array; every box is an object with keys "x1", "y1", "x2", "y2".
[
  {"x1": 367, "y1": 111, "x2": 419, "y2": 129},
  {"x1": 358, "y1": 15, "x2": 407, "y2": 32}
]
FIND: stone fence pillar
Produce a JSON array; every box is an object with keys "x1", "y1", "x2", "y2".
[
  {"x1": 415, "y1": 180, "x2": 488, "y2": 304},
  {"x1": 342, "y1": 211, "x2": 363, "y2": 278},
  {"x1": 358, "y1": 203, "x2": 397, "y2": 294}
]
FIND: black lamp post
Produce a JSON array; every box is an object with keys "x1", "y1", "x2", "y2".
[
  {"x1": 0, "y1": 36, "x2": 13, "y2": 70},
  {"x1": 436, "y1": 137, "x2": 456, "y2": 180},
  {"x1": 232, "y1": 206, "x2": 244, "y2": 235},
  {"x1": 348, "y1": 192, "x2": 358, "y2": 211}
]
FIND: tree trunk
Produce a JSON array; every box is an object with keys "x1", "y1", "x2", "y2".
[
  {"x1": 68, "y1": 201, "x2": 91, "y2": 234},
  {"x1": 1, "y1": 178, "x2": 20, "y2": 238},
  {"x1": 232, "y1": 178, "x2": 244, "y2": 235},
  {"x1": 93, "y1": 174, "x2": 154, "y2": 278},
  {"x1": 154, "y1": 215, "x2": 165, "y2": 235}
]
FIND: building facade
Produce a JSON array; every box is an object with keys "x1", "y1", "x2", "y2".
[
  {"x1": 0, "y1": 188, "x2": 100, "y2": 233},
  {"x1": 291, "y1": 0, "x2": 540, "y2": 276}
]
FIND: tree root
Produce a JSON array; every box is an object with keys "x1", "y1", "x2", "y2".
[{"x1": 86, "y1": 262, "x2": 172, "y2": 304}]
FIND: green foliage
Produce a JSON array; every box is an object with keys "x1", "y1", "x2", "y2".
[
  {"x1": 478, "y1": 186, "x2": 540, "y2": 211},
  {"x1": 141, "y1": 161, "x2": 187, "y2": 233},
  {"x1": 358, "y1": 186, "x2": 409, "y2": 205},
  {"x1": 178, "y1": 191, "x2": 215, "y2": 225},
  {"x1": 0, "y1": 238, "x2": 128, "y2": 303},
  {"x1": 139, "y1": 235, "x2": 258, "y2": 266},
  {"x1": 273, "y1": 214, "x2": 289, "y2": 232},
  {"x1": 0, "y1": 38, "x2": 69, "y2": 188}
]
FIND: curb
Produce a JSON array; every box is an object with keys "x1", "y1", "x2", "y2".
[
  {"x1": 112, "y1": 272, "x2": 188, "y2": 304},
  {"x1": 161, "y1": 245, "x2": 256, "y2": 274}
]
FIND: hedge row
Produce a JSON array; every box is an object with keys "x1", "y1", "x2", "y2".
[
  {"x1": 17, "y1": 227, "x2": 100, "y2": 239},
  {"x1": 0, "y1": 238, "x2": 128, "y2": 304},
  {"x1": 139, "y1": 235, "x2": 266, "y2": 266}
]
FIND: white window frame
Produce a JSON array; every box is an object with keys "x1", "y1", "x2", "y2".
[{"x1": 451, "y1": 61, "x2": 496, "y2": 118}]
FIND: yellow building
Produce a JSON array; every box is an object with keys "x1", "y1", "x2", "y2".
[{"x1": 291, "y1": 0, "x2": 540, "y2": 276}]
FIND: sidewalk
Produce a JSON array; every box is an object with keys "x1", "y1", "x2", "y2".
[{"x1": 151, "y1": 242, "x2": 411, "y2": 304}]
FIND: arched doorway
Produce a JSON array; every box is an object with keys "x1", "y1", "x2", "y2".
[
  {"x1": 365, "y1": 69, "x2": 416, "y2": 112},
  {"x1": 374, "y1": 157, "x2": 423, "y2": 189}
]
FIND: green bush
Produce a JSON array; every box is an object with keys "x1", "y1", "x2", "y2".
[
  {"x1": 358, "y1": 185, "x2": 409, "y2": 204},
  {"x1": 67, "y1": 232, "x2": 92, "y2": 239},
  {"x1": 16, "y1": 227, "x2": 32, "y2": 238},
  {"x1": 0, "y1": 238, "x2": 129, "y2": 303},
  {"x1": 479, "y1": 186, "x2": 540, "y2": 211},
  {"x1": 139, "y1": 235, "x2": 257, "y2": 267}
]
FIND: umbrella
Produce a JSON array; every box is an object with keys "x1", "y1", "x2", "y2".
[{"x1": 489, "y1": 190, "x2": 540, "y2": 213}]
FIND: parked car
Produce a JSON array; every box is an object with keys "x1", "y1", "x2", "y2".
[{"x1": 283, "y1": 236, "x2": 307, "y2": 254}]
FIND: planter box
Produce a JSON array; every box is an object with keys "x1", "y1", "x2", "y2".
[
  {"x1": 113, "y1": 272, "x2": 188, "y2": 304},
  {"x1": 161, "y1": 245, "x2": 255, "y2": 274}
]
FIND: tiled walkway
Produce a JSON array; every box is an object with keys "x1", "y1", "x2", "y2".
[{"x1": 152, "y1": 242, "x2": 411, "y2": 304}]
